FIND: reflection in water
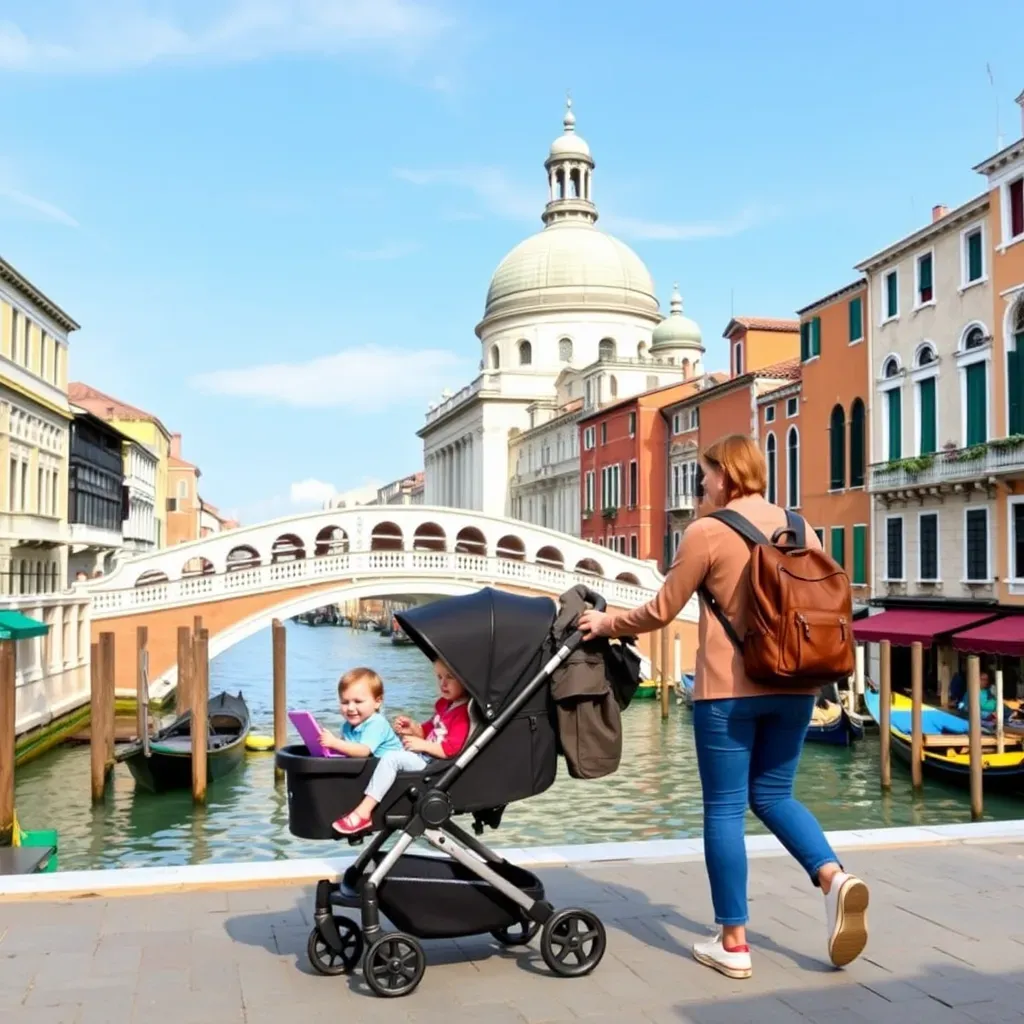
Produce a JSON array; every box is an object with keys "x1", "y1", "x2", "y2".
[{"x1": 13, "y1": 622, "x2": 1023, "y2": 870}]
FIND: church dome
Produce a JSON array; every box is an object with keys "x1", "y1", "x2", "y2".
[
  {"x1": 479, "y1": 99, "x2": 659, "y2": 331},
  {"x1": 651, "y1": 284, "x2": 703, "y2": 351}
]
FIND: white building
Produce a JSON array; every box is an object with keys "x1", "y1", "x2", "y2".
[
  {"x1": 420, "y1": 101, "x2": 704, "y2": 520},
  {"x1": 122, "y1": 438, "x2": 158, "y2": 554}
]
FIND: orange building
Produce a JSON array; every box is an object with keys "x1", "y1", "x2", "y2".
[
  {"x1": 579, "y1": 380, "x2": 699, "y2": 566},
  {"x1": 167, "y1": 433, "x2": 201, "y2": 546},
  {"x1": 722, "y1": 317, "x2": 800, "y2": 378},
  {"x1": 794, "y1": 281, "x2": 871, "y2": 594}
]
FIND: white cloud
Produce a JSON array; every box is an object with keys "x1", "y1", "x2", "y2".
[
  {"x1": 602, "y1": 205, "x2": 782, "y2": 242},
  {"x1": 342, "y1": 241, "x2": 420, "y2": 261},
  {"x1": 0, "y1": 0, "x2": 452, "y2": 74},
  {"x1": 189, "y1": 343, "x2": 468, "y2": 409},
  {"x1": 0, "y1": 184, "x2": 78, "y2": 226},
  {"x1": 289, "y1": 478, "x2": 337, "y2": 505}
]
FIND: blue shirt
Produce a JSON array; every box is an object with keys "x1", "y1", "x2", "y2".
[{"x1": 342, "y1": 713, "x2": 402, "y2": 756}]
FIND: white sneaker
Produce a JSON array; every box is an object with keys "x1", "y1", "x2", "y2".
[
  {"x1": 823, "y1": 872, "x2": 869, "y2": 967},
  {"x1": 691, "y1": 933, "x2": 752, "y2": 979}
]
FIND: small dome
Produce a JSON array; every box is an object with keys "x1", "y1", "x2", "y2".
[
  {"x1": 548, "y1": 97, "x2": 591, "y2": 161},
  {"x1": 651, "y1": 284, "x2": 702, "y2": 350}
]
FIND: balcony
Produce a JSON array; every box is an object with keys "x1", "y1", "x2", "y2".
[
  {"x1": 869, "y1": 436, "x2": 1024, "y2": 497},
  {"x1": 667, "y1": 493, "x2": 696, "y2": 513}
]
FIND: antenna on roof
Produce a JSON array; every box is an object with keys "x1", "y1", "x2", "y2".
[
  {"x1": 987, "y1": 63, "x2": 1003, "y2": 150},
  {"x1": 730, "y1": 288, "x2": 734, "y2": 318}
]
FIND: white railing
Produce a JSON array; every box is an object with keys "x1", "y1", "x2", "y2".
[
  {"x1": 667, "y1": 493, "x2": 696, "y2": 512},
  {"x1": 424, "y1": 373, "x2": 499, "y2": 425},
  {"x1": 869, "y1": 439, "x2": 1024, "y2": 492},
  {"x1": 89, "y1": 549, "x2": 694, "y2": 621},
  {"x1": 2, "y1": 592, "x2": 92, "y2": 738}
]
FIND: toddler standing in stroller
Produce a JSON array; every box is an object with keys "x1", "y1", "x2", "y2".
[{"x1": 332, "y1": 658, "x2": 471, "y2": 835}]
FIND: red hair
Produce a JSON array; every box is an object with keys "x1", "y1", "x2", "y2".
[
  {"x1": 701, "y1": 434, "x2": 768, "y2": 503},
  {"x1": 338, "y1": 667, "x2": 384, "y2": 700}
]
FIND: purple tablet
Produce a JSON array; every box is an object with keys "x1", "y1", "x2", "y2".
[{"x1": 288, "y1": 710, "x2": 342, "y2": 758}]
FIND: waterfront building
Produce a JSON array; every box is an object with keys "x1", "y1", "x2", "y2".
[
  {"x1": 0, "y1": 256, "x2": 78, "y2": 595},
  {"x1": 69, "y1": 383, "x2": 172, "y2": 549},
  {"x1": 419, "y1": 100, "x2": 702, "y2": 517},
  {"x1": 377, "y1": 472, "x2": 425, "y2": 506},
  {"x1": 324, "y1": 483, "x2": 380, "y2": 510},
  {"x1": 722, "y1": 317, "x2": 801, "y2": 378},
  {"x1": 122, "y1": 438, "x2": 158, "y2": 555},
  {"x1": 67, "y1": 407, "x2": 126, "y2": 579},
  {"x1": 794, "y1": 281, "x2": 871, "y2": 596},
  {"x1": 167, "y1": 434, "x2": 201, "y2": 546}
]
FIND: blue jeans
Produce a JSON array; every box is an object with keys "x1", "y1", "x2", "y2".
[
  {"x1": 365, "y1": 750, "x2": 429, "y2": 803},
  {"x1": 693, "y1": 694, "x2": 839, "y2": 926}
]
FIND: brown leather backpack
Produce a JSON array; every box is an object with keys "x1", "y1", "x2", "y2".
[{"x1": 698, "y1": 509, "x2": 855, "y2": 685}]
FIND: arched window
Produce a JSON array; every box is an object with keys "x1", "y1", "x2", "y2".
[
  {"x1": 884, "y1": 356, "x2": 900, "y2": 378},
  {"x1": 829, "y1": 405, "x2": 845, "y2": 490},
  {"x1": 849, "y1": 398, "x2": 866, "y2": 487},
  {"x1": 787, "y1": 427, "x2": 800, "y2": 508},
  {"x1": 609, "y1": 375, "x2": 618, "y2": 398},
  {"x1": 177, "y1": 480, "x2": 187, "y2": 498},
  {"x1": 958, "y1": 323, "x2": 990, "y2": 446},
  {"x1": 914, "y1": 343, "x2": 939, "y2": 455},
  {"x1": 880, "y1": 355, "x2": 903, "y2": 461},
  {"x1": 765, "y1": 433, "x2": 777, "y2": 504},
  {"x1": 1008, "y1": 301, "x2": 1024, "y2": 434},
  {"x1": 518, "y1": 340, "x2": 532, "y2": 366},
  {"x1": 489, "y1": 344, "x2": 500, "y2": 369},
  {"x1": 637, "y1": 341, "x2": 648, "y2": 359},
  {"x1": 681, "y1": 358, "x2": 690, "y2": 379},
  {"x1": 734, "y1": 341, "x2": 744, "y2": 376},
  {"x1": 558, "y1": 337, "x2": 572, "y2": 362},
  {"x1": 598, "y1": 338, "x2": 616, "y2": 361}
]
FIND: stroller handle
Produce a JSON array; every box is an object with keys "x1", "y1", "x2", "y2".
[{"x1": 578, "y1": 586, "x2": 607, "y2": 613}]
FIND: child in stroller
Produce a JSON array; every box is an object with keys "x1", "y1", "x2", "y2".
[
  {"x1": 275, "y1": 586, "x2": 612, "y2": 998},
  {"x1": 332, "y1": 658, "x2": 471, "y2": 836}
]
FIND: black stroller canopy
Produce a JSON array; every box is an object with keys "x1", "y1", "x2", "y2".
[{"x1": 395, "y1": 588, "x2": 557, "y2": 720}]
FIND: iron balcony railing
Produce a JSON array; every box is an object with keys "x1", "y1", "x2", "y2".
[{"x1": 868, "y1": 437, "x2": 1024, "y2": 492}]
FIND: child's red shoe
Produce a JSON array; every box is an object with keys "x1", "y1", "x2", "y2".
[{"x1": 332, "y1": 811, "x2": 372, "y2": 836}]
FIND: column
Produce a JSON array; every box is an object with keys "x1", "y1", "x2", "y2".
[{"x1": 466, "y1": 434, "x2": 474, "y2": 510}]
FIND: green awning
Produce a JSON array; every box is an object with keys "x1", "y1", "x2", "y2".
[{"x1": 0, "y1": 610, "x2": 49, "y2": 641}]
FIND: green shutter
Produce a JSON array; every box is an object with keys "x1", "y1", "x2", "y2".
[
  {"x1": 852, "y1": 525, "x2": 867, "y2": 585},
  {"x1": 887, "y1": 389, "x2": 902, "y2": 460},
  {"x1": 848, "y1": 297, "x2": 863, "y2": 342},
  {"x1": 918, "y1": 377, "x2": 936, "y2": 454},
  {"x1": 800, "y1": 322, "x2": 809, "y2": 362},
  {"x1": 812, "y1": 317, "x2": 821, "y2": 357},
  {"x1": 919, "y1": 254, "x2": 933, "y2": 295},
  {"x1": 830, "y1": 526, "x2": 845, "y2": 567},
  {"x1": 968, "y1": 231, "x2": 983, "y2": 282},
  {"x1": 1010, "y1": 350, "x2": 1023, "y2": 435},
  {"x1": 966, "y1": 362, "x2": 988, "y2": 446},
  {"x1": 886, "y1": 273, "x2": 898, "y2": 317}
]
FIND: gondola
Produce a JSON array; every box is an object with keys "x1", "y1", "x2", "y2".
[
  {"x1": 116, "y1": 691, "x2": 251, "y2": 792},
  {"x1": 863, "y1": 688, "x2": 1024, "y2": 793},
  {"x1": 805, "y1": 700, "x2": 865, "y2": 746}
]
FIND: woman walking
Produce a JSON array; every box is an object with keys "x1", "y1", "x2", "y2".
[{"x1": 578, "y1": 434, "x2": 868, "y2": 979}]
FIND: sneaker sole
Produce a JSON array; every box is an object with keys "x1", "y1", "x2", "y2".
[
  {"x1": 692, "y1": 948, "x2": 752, "y2": 980},
  {"x1": 829, "y1": 877, "x2": 869, "y2": 967}
]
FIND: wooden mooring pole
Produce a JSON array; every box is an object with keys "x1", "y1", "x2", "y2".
[
  {"x1": 273, "y1": 619, "x2": 287, "y2": 779},
  {"x1": 910, "y1": 641, "x2": 924, "y2": 790},
  {"x1": 966, "y1": 655, "x2": 984, "y2": 821},
  {"x1": 177, "y1": 625, "x2": 193, "y2": 716},
  {"x1": 136, "y1": 626, "x2": 149, "y2": 746},
  {"x1": 90, "y1": 633, "x2": 116, "y2": 803},
  {"x1": 191, "y1": 628, "x2": 210, "y2": 804},
  {"x1": 879, "y1": 639, "x2": 892, "y2": 790},
  {"x1": 0, "y1": 639, "x2": 16, "y2": 845},
  {"x1": 659, "y1": 629, "x2": 671, "y2": 720}
]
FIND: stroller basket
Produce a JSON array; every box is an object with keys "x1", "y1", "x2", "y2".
[{"x1": 335, "y1": 853, "x2": 545, "y2": 940}]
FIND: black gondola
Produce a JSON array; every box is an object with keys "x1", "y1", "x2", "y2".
[{"x1": 116, "y1": 691, "x2": 251, "y2": 792}]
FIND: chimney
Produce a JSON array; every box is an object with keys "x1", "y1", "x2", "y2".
[
  {"x1": 170, "y1": 432, "x2": 182, "y2": 458},
  {"x1": 932, "y1": 204, "x2": 949, "y2": 223}
]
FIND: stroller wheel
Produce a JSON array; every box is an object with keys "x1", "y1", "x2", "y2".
[
  {"x1": 491, "y1": 919, "x2": 541, "y2": 947},
  {"x1": 363, "y1": 932, "x2": 426, "y2": 998},
  {"x1": 307, "y1": 916, "x2": 363, "y2": 976},
  {"x1": 540, "y1": 908, "x2": 607, "y2": 978}
]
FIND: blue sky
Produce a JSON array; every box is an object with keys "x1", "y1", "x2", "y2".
[{"x1": 1, "y1": 0, "x2": 1020, "y2": 523}]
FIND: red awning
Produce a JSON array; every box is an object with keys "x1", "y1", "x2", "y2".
[
  {"x1": 853, "y1": 608, "x2": 998, "y2": 648},
  {"x1": 952, "y1": 617, "x2": 1024, "y2": 657}
]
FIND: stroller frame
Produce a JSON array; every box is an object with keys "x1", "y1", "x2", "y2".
[{"x1": 304, "y1": 588, "x2": 610, "y2": 998}]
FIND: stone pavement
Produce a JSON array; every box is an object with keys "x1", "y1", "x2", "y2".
[{"x1": 2, "y1": 840, "x2": 1024, "y2": 1024}]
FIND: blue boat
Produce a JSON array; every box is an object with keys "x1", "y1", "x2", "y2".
[{"x1": 806, "y1": 702, "x2": 866, "y2": 746}]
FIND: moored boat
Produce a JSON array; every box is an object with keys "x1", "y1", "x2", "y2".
[{"x1": 116, "y1": 691, "x2": 250, "y2": 792}]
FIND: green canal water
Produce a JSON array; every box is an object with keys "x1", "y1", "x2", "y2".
[{"x1": 13, "y1": 621, "x2": 1024, "y2": 871}]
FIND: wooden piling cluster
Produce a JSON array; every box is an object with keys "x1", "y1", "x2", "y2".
[
  {"x1": 0, "y1": 639, "x2": 15, "y2": 845},
  {"x1": 876, "y1": 639, "x2": 984, "y2": 820},
  {"x1": 273, "y1": 619, "x2": 287, "y2": 781}
]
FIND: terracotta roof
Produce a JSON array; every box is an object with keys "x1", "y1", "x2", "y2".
[
  {"x1": 723, "y1": 316, "x2": 800, "y2": 338},
  {"x1": 578, "y1": 376, "x2": 703, "y2": 424},
  {"x1": 68, "y1": 382, "x2": 173, "y2": 440},
  {"x1": 169, "y1": 455, "x2": 200, "y2": 474},
  {"x1": 754, "y1": 358, "x2": 802, "y2": 381}
]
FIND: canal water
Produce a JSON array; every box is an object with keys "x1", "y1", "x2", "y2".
[{"x1": 13, "y1": 621, "x2": 1024, "y2": 871}]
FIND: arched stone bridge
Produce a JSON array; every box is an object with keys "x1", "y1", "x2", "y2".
[{"x1": 83, "y1": 506, "x2": 697, "y2": 699}]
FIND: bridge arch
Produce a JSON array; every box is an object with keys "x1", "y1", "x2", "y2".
[{"x1": 454, "y1": 526, "x2": 486, "y2": 556}]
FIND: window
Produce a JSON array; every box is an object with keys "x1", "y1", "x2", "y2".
[
  {"x1": 601, "y1": 464, "x2": 621, "y2": 509},
  {"x1": 965, "y1": 507, "x2": 989, "y2": 582},
  {"x1": 177, "y1": 480, "x2": 188, "y2": 499},
  {"x1": 518, "y1": 340, "x2": 532, "y2": 365},
  {"x1": 646, "y1": 374, "x2": 659, "y2": 390},
  {"x1": 558, "y1": 337, "x2": 572, "y2": 362},
  {"x1": 583, "y1": 426, "x2": 595, "y2": 450},
  {"x1": 883, "y1": 269, "x2": 898, "y2": 320},
  {"x1": 915, "y1": 251, "x2": 934, "y2": 306},
  {"x1": 765, "y1": 405, "x2": 776, "y2": 423},
  {"x1": 963, "y1": 226, "x2": 984, "y2": 286},
  {"x1": 609, "y1": 375, "x2": 618, "y2": 398},
  {"x1": 813, "y1": 527, "x2": 825, "y2": 547},
  {"x1": 959, "y1": 324, "x2": 989, "y2": 447},
  {"x1": 848, "y1": 297, "x2": 863, "y2": 343},
  {"x1": 783, "y1": 397, "x2": 797, "y2": 418},
  {"x1": 627, "y1": 412, "x2": 636, "y2": 437},
  {"x1": 599, "y1": 338, "x2": 616, "y2": 361},
  {"x1": 628, "y1": 460, "x2": 638, "y2": 507},
  {"x1": 600, "y1": 422, "x2": 607, "y2": 445},
  {"x1": 733, "y1": 341, "x2": 744, "y2": 376},
  {"x1": 852, "y1": 524, "x2": 867, "y2": 585},
  {"x1": 1009, "y1": 176, "x2": 1024, "y2": 242},
  {"x1": 800, "y1": 317, "x2": 821, "y2": 361},
  {"x1": 786, "y1": 427, "x2": 799, "y2": 508},
  {"x1": 849, "y1": 398, "x2": 866, "y2": 487},
  {"x1": 630, "y1": 535, "x2": 638, "y2": 559},
  {"x1": 584, "y1": 471, "x2": 595, "y2": 511},
  {"x1": 919, "y1": 513, "x2": 938, "y2": 581},
  {"x1": 688, "y1": 408, "x2": 699, "y2": 430},
  {"x1": 672, "y1": 530, "x2": 681, "y2": 558},
  {"x1": 1012, "y1": 499, "x2": 1024, "y2": 580},
  {"x1": 917, "y1": 376, "x2": 936, "y2": 455},
  {"x1": 830, "y1": 526, "x2": 845, "y2": 568},
  {"x1": 829, "y1": 405, "x2": 845, "y2": 490},
  {"x1": 489, "y1": 344, "x2": 500, "y2": 369},
  {"x1": 672, "y1": 412, "x2": 682, "y2": 434},
  {"x1": 886, "y1": 516, "x2": 904, "y2": 580},
  {"x1": 765, "y1": 433, "x2": 777, "y2": 504},
  {"x1": 1011, "y1": 302, "x2": 1024, "y2": 435}
]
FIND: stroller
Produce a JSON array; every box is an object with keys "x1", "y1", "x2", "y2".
[{"x1": 275, "y1": 586, "x2": 609, "y2": 997}]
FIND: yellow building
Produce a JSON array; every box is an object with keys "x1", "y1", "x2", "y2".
[
  {"x1": 68, "y1": 383, "x2": 173, "y2": 549},
  {"x1": 0, "y1": 256, "x2": 79, "y2": 594}
]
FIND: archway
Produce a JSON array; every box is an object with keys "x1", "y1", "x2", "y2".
[
  {"x1": 370, "y1": 521, "x2": 403, "y2": 552},
  {"x1": 272, "y1": 533, "x2": 306, "y2": 563},
  {"x1": 226, "y1": 545, "x2": 261, "y2": 571},
  {"x1": 135, "y1": 570, "x2": 168, "y2": 587},
  {"x1": 496, "y1": 534, "x2": 526, "y2": 561},
  {"x1": 314, "y1": 526, "x2": 349, "y2": 557},
  {"x1": 454, "y1": 526, "x2": 486, "y2": 556},
  {"x1": 413, "y1": 522, "x2": 446, "y2": 552},
  {"x1": 535, "y1": 545, "x2": 565, "y2": 569},
  {"x1": 182, "y1": 557, "x2": 215, "y2": 577},
  {"x1": 575, "y1": 558, "x2": 604, "y2": 577},
  {"x1": 616, "y1": 572, "x2": 641, "y2": 586}
]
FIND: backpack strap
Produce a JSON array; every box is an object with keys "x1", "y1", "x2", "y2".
[{"x1": 771, "y1": 509, "x2": 806, "y2": 549}]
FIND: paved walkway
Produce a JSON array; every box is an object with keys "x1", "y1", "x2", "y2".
[{"x1": 2, "y1": 840, "x2": 1023, "y2": 1024}]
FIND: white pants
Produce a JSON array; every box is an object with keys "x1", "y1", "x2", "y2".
[{"x1": 365, "y1": 750, "x2": 429, "y2": 803}]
